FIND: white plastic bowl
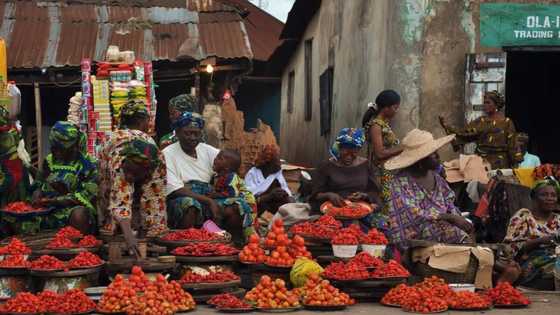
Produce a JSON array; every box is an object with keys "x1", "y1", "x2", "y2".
[
  {"x1": 361, "y1": 244, "x2": 386, "y2": 258},
  {"x1": 332, "y1": 245, "x2": 358, "y2": 258},
  {"x1": 449, "y1": 283, "x2": 476, "y2": 293}
]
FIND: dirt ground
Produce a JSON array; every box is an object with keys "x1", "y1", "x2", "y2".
[{"x1": 164, "y1": 290, "x2": 560, "y2": 315}]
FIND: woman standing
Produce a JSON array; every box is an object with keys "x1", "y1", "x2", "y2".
[
  {"x1": 439, "y1": 91, "x2": 523, "y2": 169},
  {"x1": 504, "y1": 178, "x2": 560, "y2": 290},
  {"x1": 362, "y1": 90, "x2": 403, "y2": 211}
]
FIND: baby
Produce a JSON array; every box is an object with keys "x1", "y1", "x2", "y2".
[{"x1": 208, "y1": 150, "x2": 257, "y2": 237}]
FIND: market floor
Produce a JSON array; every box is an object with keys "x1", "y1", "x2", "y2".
[{"x1": 97, "y1": 291, "x2": 559, "y2": 315}]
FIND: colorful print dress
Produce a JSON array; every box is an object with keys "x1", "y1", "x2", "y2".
[
  {"x1": 387, "y1": 172, "x2": 471, "y2": 249},
  {"x1": 0, "y1": 127, "x2": 31, "y2": 208},
  {"x1": 504, "y1": 208, "x2": 560, "y2": 287},
  {"x1": 445, "y1": 117, "x2": 523, "y2": 169},
  {"x1": 365, "y1": 117, "x2": 400, "y2": 213},
  {"x1": 98, "y1": 130, "x2": 168, "y2": 237}
]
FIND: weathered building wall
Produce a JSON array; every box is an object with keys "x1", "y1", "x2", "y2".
[
  {"x1": 281, "y1": 0, "x2": 560, "y2": 165},
  {"x1": 280, "y1": 0, "x2": 390, "y2": 165}
]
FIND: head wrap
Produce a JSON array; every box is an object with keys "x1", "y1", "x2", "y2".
[
  {"x1": 120, "y1": 139, "x2": 161, "y2": 169},
  {"x1": 49, "y1": 121, "x2": 82, "y2": 149},
  {"x1": 329, "y1": 128, "x2": 365, "y2": 160},
  {"x1": 485, "y1": 90, "x2": 505, "y2": 110},
  {"x1": 172, "y1": 111, "x2": 205, "y2": 130},
  {"x1": 120, "y1": 101, "x2": 149, "y2": 120},
  {"x1": 255, "y1": 144, "x2": 280, "y2": 167},
  {"x1": 0, "y1": 106, "x2": 10, "y2": 130},
  {"x1": 169, "y1": 94, "x2": 196, "y2": 113},
  {"x1": 531, "y1": 177, "x2": 560, "y2": 198}
]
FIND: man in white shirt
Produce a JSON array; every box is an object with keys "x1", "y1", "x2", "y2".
[{"x1": 163, "y1": 112, "x2": 220, "y2": 229}]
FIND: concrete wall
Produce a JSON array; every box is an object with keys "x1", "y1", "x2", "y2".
[
  {"x1": 280, "y1": 0, "x2": 390, "y2": 165},
  {"x1": 280, "y1": 0, "x2": 560, "y2": 165}
]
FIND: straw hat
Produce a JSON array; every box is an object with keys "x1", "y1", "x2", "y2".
[{"x1": 385, "y1": 129, "x2": 455, "y2": 171}]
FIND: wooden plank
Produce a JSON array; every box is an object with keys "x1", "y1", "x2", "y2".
[{"x1": 33, "y1": 82, "x2": 43, "y2": 171}]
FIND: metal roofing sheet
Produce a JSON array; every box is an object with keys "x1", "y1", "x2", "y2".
[{"x1": 1, "y1": 0, "x2": 278, "y2": 68}]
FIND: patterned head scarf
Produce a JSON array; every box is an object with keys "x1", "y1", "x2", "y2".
[
  {"x1": 172, "y1": 111, "x2": 205, "y2": 130},
  {"x1": 330, "y1": 128, "x2": 365, "y2": 160},
  {"x1": 255, "y1": 144, "x2": 280, "y2": 167},
  {"x1": 485, "y1": 90, "x2": 505, "y2": 110},
  {"x1": 0, "y1": 106, "x2": 9, "y2": 130},
  {"x1": 531, "y1": 177, "x2": 560, "y2": 198},
  {"x1": 120, "y1": 139, "x2": 161, "y2": 169},
  {"x1": 49, "y1": 121, "x2": 81, "y2": 149},
  {"x1": 120, "y1": 101, "x2": 149, "y2": 120},
  {"x1": 169, "y1": 94, "x2": 196, "y2": 113}
]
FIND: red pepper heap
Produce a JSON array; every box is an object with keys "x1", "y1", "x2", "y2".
[
  {"x1": 180, "y1": 270, "x2": 239, "y2": 283},
  {"x1": 4, "y1": 201, "x2": 43, "y2": 213},
  {"x1": 162, "y1": 228, "x2": 220, "y2": 241},
  {"x1": 486, "y1": 282, "x2": 531, "y2": 306},
  {"x1": 208, "y1": 293, "x2": 252, "y2": 309},
  {"x1": 172, "y1": 243, "x2": 239, "y2": 257},
  {"x1": 67, "y1": 251, "x2": 103, "y2": 269},
  {"x1": 0, "y1": 237, "x2": 32, "y2": 255}
]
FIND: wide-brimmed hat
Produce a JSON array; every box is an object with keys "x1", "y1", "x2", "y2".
[{"x1": 385, "y1": 129, "x2": 455, "y2": 171}]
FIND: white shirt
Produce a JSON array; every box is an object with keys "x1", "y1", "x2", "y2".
[
  {"x1": 244, "y1": 167, "x2": 292, "y2": 197},
  {"x1": 163, "y1": 142, "x2": 220, "y2": 196}
]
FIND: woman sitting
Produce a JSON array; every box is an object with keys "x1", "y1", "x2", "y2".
[
  {"x1": 503, "y1": 178, "x2": 560, "y2": 290},
  {"x1": 384, "y1": 129, "x2": 473, "y2": 250},
  {"x1": 31, "y1": 122, "x2": 97, "y2": 234},
  {"x1": 310, "y1": 128, "x2": 383, "y2": 230},
  {"x1": 245, "y1": 144, "x2": 293, "y2": 216}
]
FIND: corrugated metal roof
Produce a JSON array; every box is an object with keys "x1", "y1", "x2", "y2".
[{"x1": 1, "y1": 0, "x2": 254, "y2": 69}]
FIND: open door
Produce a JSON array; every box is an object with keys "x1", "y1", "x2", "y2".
[{"x1": 463, "y1": 53, "x2": 507, "y2": 153}]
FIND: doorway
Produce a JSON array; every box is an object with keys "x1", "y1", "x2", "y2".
[{"x1": 506, "y1": 51, "x2": 560, "y2": 163}]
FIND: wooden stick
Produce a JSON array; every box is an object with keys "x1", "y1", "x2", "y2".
[{"x1": 33, "y1": 82, "x2": 43, "y2": 171}]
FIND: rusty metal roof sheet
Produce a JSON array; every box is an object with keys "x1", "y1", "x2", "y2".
[{"x1": 1, "y1": 0, "x2": 255, "y2": 69}]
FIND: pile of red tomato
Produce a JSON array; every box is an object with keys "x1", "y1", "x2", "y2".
[
  {"x1": 171, "y1": 243, "x2": 239, "y2": 257},
  {"x1": 3, "y1": 201, "x2": 44, "y2": 213},
  {"x1": 56, "y1": 226, "x2": 83, "y2": 239},
  {"x1": 180, "y1": 270, "x2": 239, "y2": 283},
  {"x1": 29, "y1": 252, "x2": 103, "y2": 271},
  {"x1": 381, "y1": 276, "x2": 529, "y2": 312},
  {"x1": 67, "y1": 251, "x2": 103, "y2": 269},
  {"x1": 245, "y1": 276, "x2": 300, "y2": 309},
  {"x1": 323, "y1": 253, "x2": 410, "y2": 281},
  {"x1": 0, "y1": 254, "x2": 30, "y2": 268},
  {"x1": 239, "y1": 219, "x2": 312, "y2": 267},
  {"x1": 320, "y1": 201, "x2": 373, "y2": 219},
  {"x1": 0, "y1": 237, "x2": 31, "y2": 255},
  {"x1": 98, "y1": 266, "x2": 196, "y2": 314},
  {"x1": 360, "y1": 228, "x2": 388, "y2": 245},
  {"x1": 289, "y1": 215, "x2": 341, "y2": 240},
  {"x1": 0, "y1": 289, "x2": 95, "y2": 314},
  {"x1": 300, "y1": 273, "x2": 355, "y2": 306},
  {"x1": 46, "y1": 228, "x2": 101, "y2": 249},
  {"x1": 162, "y1": 228, "x2": 221, "y2": 241}
]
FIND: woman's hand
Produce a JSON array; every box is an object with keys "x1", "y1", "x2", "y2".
[
  {"x1": 348, "y1": 192, "x2": 369, "y2": 202},
  {"x1": 326, "y1": 193, "x2": 345, "y2": 207},
  {"x1": 206, "y1": 198, "x2": 222, "y2": 222},
  {"x1": 438, "y1": 213, "x2": 473, "y2": 233},
  {"x1": 119, "y1": 219, "x2": 140, "y2": 259}
]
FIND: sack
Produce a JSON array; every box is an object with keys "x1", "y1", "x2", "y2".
[{"x1": 290, "y1": 258, "x2": 323, "y2": 288}]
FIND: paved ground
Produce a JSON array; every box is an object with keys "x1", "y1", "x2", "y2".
[{"x1": 190, "y1": 291, "x2": 560, "y2": 315}]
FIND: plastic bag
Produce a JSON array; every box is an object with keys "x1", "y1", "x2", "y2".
[{"x1": 290, "y1": 258, "x2": 323, "y2": 288}]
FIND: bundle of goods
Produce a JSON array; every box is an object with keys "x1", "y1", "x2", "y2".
[
  {"x1": 110, "y1": 82, "x2": 129, "y2": 126},
  {"x1": 320, "y1": 200, "x2": 374, "y2": 219},
  {"x1": 0, "y1": 237, "x2": 31, "y2": 255},
  {"x1": 67, "y1": 91, "x2": 82, "y2": 125},
  {"x1": 162, "y1": 228, "x2": 222, "y2": 242},
  {"x1": 485, "y1": 282, "x2": 531, "y2": 306},
  {"x1": 245, "y1": 276, "x2": 300, "y2": 309},
  {"x1": 180, "y1": 266, "x2": 240, "y2": 284},
  {"x1": 0, "y1": 289, "x2": 96, "y2": 314},
  {"x1": 172, "y1": 243, "x2": 239, "y2": 257},
  {"x1": 97, "y1": 266, "x2": 196, "y2": 314},
  {"x1": 128, "y1": 80, "x2": 147, "y2": 102},
  {"x1": 289, "y1": 215, "x2": 341, "y2": 240},
  {"x1": 299, "y1": 273, "x2": 355, "y2": 307},
  {"x1": 381, "y1": 276, "x2": 495, "y2": 312},
  {"x1": 208, "y1": 293, "x2": 252, "y2": 309},
  {"x1": 2, "y1": 201, "x2": 45, "y2": 214}
]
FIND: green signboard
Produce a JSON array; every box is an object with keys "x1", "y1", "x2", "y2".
[{"x1": 481, "y1": 3, "x2": 560, "y2": 47}]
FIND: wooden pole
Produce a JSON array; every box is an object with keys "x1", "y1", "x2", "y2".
[{"x1": 33, "y1": 82, "x2": 43, "y2": 171}]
